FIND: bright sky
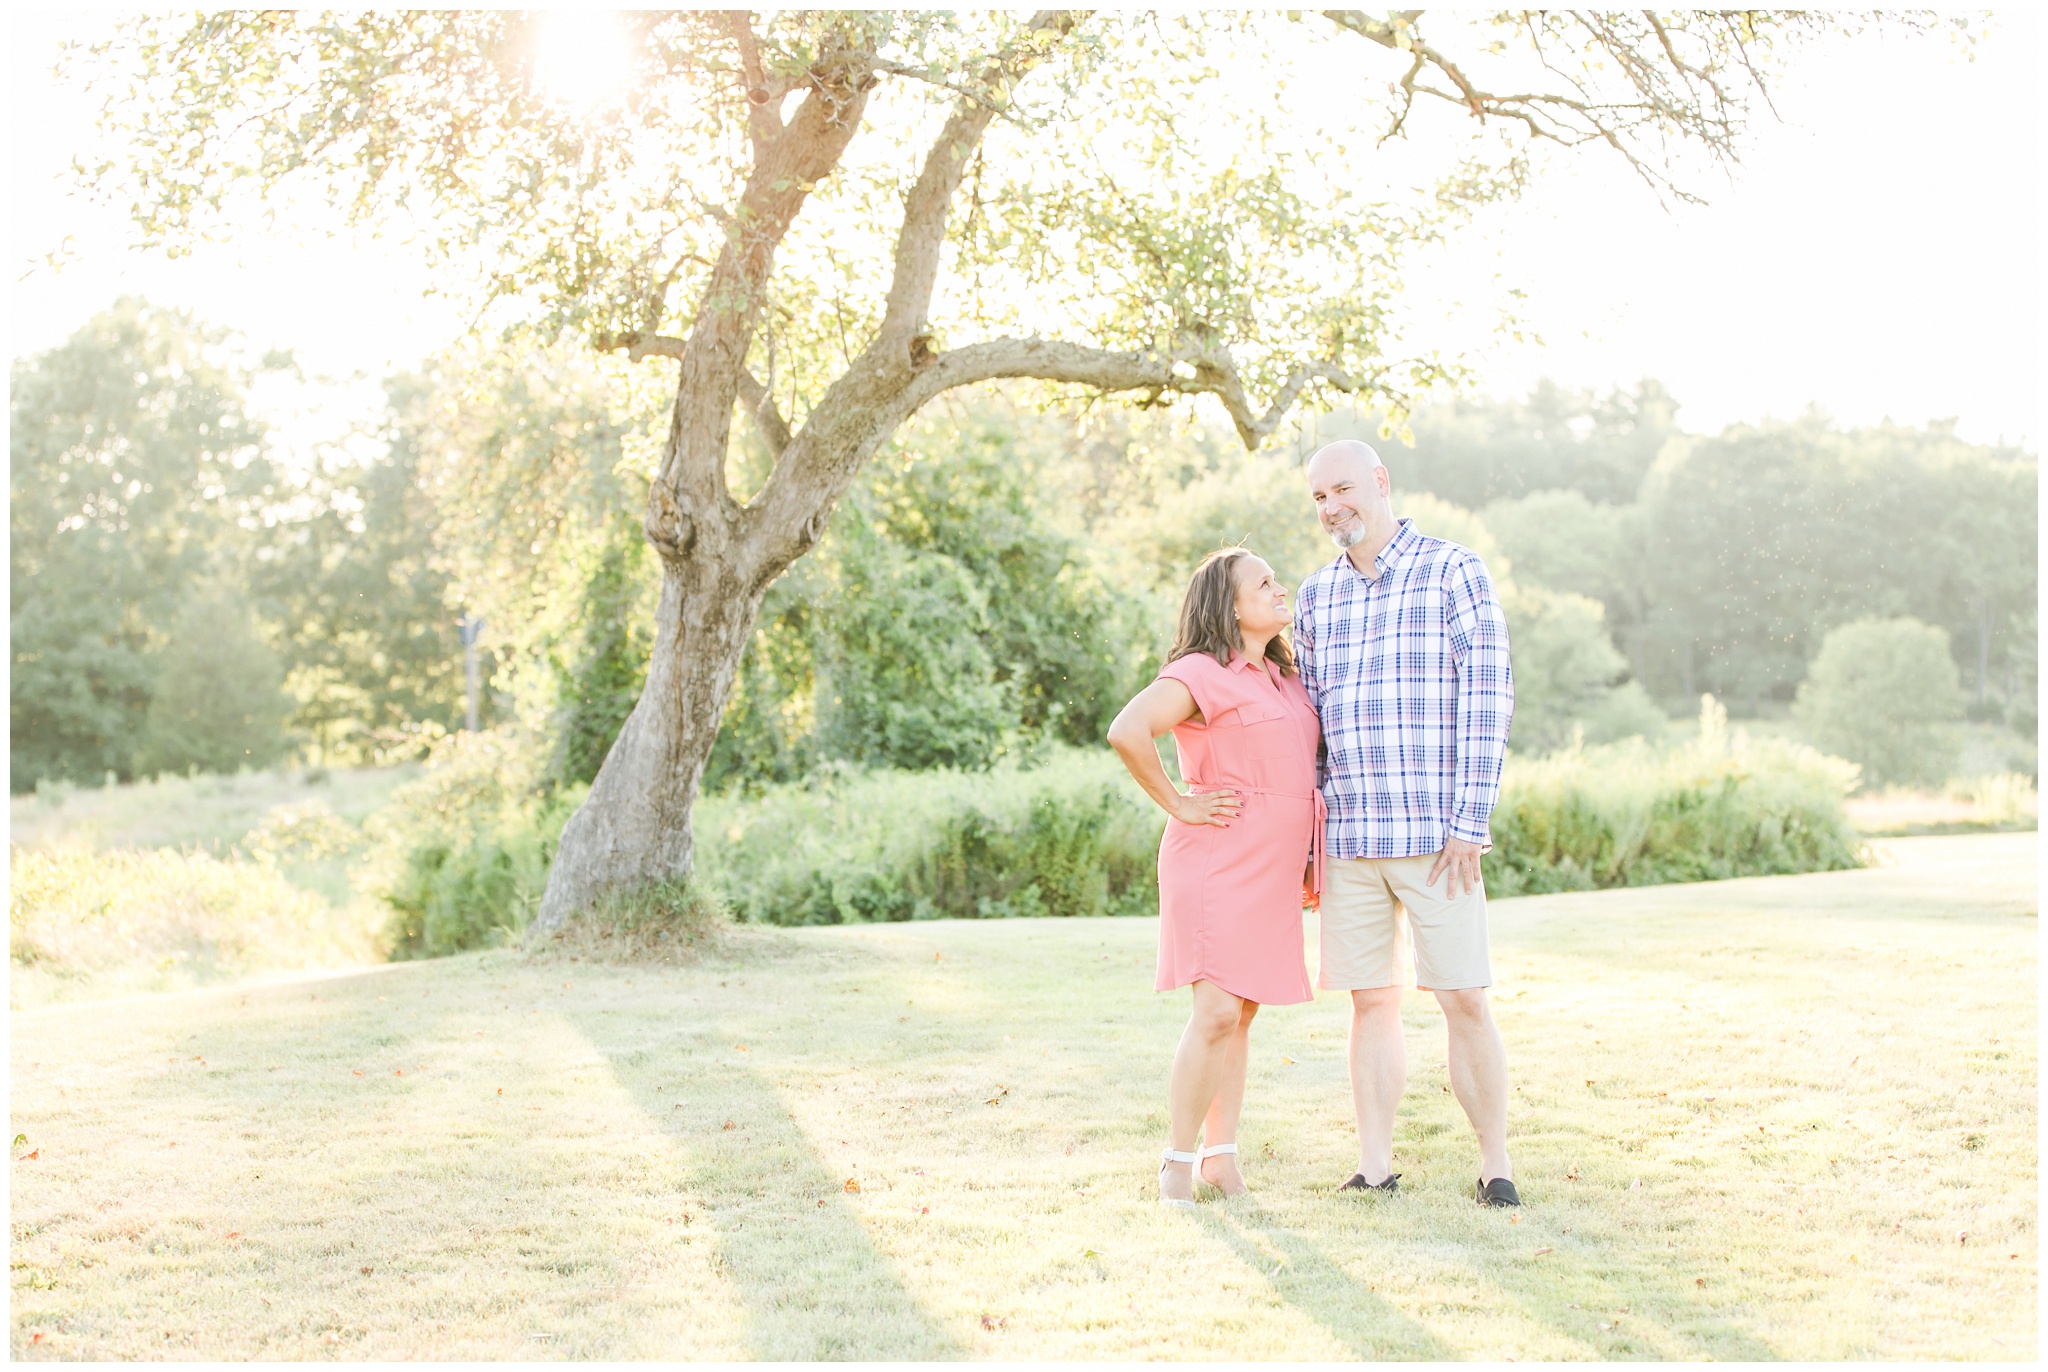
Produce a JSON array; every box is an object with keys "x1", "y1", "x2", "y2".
[{"x1": 8, "y1": 11, "x2": 2043, "y2": 452}]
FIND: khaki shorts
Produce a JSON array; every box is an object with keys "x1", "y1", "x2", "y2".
[{"x1": 1318, "y1": 853, "x2": 1493, "y2": 992}]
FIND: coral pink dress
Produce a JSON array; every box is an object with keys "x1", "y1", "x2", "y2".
[{"x1": 1153, "y1": 650, "x2": 1321, "y2": 1006}]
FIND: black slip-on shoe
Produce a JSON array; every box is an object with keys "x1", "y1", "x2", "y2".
[
  {"x1": 1338, "y1": 1172, "x2": 1400, "y2": 1194},
  {"x1": 1476, "y1": 1176, "x2": 1521, "y2": 1207}
]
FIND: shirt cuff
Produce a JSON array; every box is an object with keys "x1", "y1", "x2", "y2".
[{"x1": 1448, "y1": 813, "x2": 1493, "y2": 850}]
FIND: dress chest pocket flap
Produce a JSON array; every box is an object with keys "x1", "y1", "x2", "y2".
[{"x1": 1209, "y1": 697, "x2": 1286, "y2": 729}]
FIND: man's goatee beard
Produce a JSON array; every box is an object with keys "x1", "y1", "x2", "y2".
[{"x1": 1328, "y1": 521, "x2": 1365, "y2": 550}]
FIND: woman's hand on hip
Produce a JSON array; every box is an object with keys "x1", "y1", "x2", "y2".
[{"x1": 1172, "y1": 789, "x2": 1241, "y2": 827}]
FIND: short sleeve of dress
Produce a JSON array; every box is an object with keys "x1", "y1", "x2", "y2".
[{"x1": 1157, "y1": 653, "x2": 1226, "y2": 722}]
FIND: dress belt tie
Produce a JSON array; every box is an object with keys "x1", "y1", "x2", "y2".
[{"x1": 1186, "y1": 781, "x2": 1327, "y2": 896}]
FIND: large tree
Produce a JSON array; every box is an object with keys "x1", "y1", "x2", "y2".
[{"x1": 86, "y1": 9, "x2": 1867, "y2": 926}]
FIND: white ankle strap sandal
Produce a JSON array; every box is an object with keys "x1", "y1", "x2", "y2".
[{"x1": 1158, "y1": 1148, "x2": 1199, "y2": 1210}]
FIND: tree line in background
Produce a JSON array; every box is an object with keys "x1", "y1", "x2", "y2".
[{"x1": 11, "y1": 300, "x2": 2038, "y2": 797}]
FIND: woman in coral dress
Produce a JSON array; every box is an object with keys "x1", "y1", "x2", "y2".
[{"x1": 1107, "y1": 548, "x2": 1321, "y2": 1207}]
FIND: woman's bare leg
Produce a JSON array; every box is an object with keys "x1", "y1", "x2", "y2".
[
  {"x1": 1163, "y1": 980, "x2": 1248, "y2": 1202},
  {"x1": 1201, "y1": 999, "x2": 1260, "y2": 1194}
]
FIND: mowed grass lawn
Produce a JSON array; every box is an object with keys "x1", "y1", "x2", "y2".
[{"x1": 9, "y1": 833, "x2": 2035, "y2": 1360}]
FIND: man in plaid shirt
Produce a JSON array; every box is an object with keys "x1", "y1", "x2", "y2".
[{"x1": 1293, "y1": 438, "x2": 1520, "y2": 1208}]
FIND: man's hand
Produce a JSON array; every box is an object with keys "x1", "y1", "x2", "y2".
[{"x1": 1427, "y1": 837, "x2": 1486, "y2": 900}]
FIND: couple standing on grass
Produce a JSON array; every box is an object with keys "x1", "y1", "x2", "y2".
[{"x1": 1108, "y1": 439, "x2": 1520, "y2": 1211}]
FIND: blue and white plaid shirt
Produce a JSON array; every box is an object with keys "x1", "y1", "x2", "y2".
[{"x1": 1293, "y1": 518, "x2": 1514, "y2": 859}]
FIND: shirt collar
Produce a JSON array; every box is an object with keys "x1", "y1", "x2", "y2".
[
  {"x1": 1350, "y1": 517, "x2": 1418, "y2": 582},
  {"x1": 1227, "y1": 650, "x2": 1268, "y2": 674}
]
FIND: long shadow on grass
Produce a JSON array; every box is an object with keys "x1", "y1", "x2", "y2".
[
  {"x1": 557, "y1": 959, "x2": 966, "y2": 1361},
  {"x1": 1481, "y1": 1229, "x2": 1784, "y2": 1361},
  {"x1": 1201, "y1": 1203, "x2": 1455, "y2": 1359},
  {"x1": 59, "y1": 951, "x2": 962, "y2": 1358}
]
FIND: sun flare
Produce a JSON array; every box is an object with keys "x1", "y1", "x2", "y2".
[{"x1": 532, "y1": 11, "x2": 632, "y2": 113}]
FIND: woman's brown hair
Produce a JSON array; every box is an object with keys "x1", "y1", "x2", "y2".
[{"x1": 1166, "y1": 547, "x2": 1295, "y2": 676}]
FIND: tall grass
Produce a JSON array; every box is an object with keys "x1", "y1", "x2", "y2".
[
  {"x1": 1485, "y1": 700, "x2": 1865, "y2": 897},
  {"x1": 9, "y1": 847, "x2": 380, "y2": 1009},
  {"x1": 695, "y1": 750, "x2": 1161, "y2": 925},
  {"x1": 356, "y1": 705, "x2": 1865, "y2": 938},
  {"x1": 694, "y1": 703, "x2": 1864, "y2": 924},
  {"x1": 10, "y1": 764, "x2": 418, "y2": 854}
]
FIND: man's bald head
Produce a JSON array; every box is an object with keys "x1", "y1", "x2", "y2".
[{"x1": 1305, "y1": 439, "x2": 1384, "y2": 482}]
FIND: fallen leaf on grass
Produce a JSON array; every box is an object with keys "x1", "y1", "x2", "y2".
[
  {"x1": 722, "y1": 1120, "x2": 736, "y2": 1131},
  {"x1": 352, "y1": 1070, "x2": 364, "y2": 1077},
  {"x1": 497, "y1": 1088, "x2": 503, "y2": 1096},
  {"x1": 11, "y1": 1134, "x2": 24, "y2": 1148},
  {"x1": 1508, "y1": 1213, "x2": 1521, "y2": 1224},
  {"x1": 16, "y1": 1148, "x2": 39, "y2": 1163},
  {"x1": 1063, "y1": 1143, "x2": 1076, "y2": 1155},
  {"x1": 1695, "y1": 1278, "x2": 1706, "y2": 1287},
  {"x1": 225, "y1": 1231, "x2": 242, "y2": 1242},
  {"x1": 919, "y1": 1206, "x2": 930, "y2": 1215},
  {"x1": 980, "y1": 1314, "x2": 1007, "y2": 1331},
  {"x1": 734, "y1": 1044, "x2": 749, "y2": 1053},
  {"x1": 1082, "y1": 1247, "x2": 1104, "y2": 1259},
  {"x1": 1565, "y1": 1165, "x2": 1580, "y2": 1181},
  {"x1": 985, "y1": 1086, "x2": 1009, "y2": 1105},
  {"x1": 1956, "y1": 1231, "x2": 1969, "y2": 1245},
  {"x1": 1532, "y1": 1247, "x2": 1554, "y2": 1256},
  {"x1": 30, "y1": 1332, "x2": 45, "y2": 1345},
  {"x1": 1584, "y1": 1079, "x2": 1595, "y2": 1087},
  {"x1": 1280, "y1": 1056, "x2": 1297, "y2": 1065},
  {"x1": 360, "y1": 1265, "x2": 374, "y2": 1275},
  {"x1": 843, "y1": 1177, "x2": 861, "y2": 1193},
  {"x1": 394, "y1": 1070, "x2": 404, "y2": 1077}
]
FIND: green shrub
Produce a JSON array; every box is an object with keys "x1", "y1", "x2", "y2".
[
  {"x1": 361, "y1": 730, "x2": 582, "y2": 958},
  {"x1": 1486, "y1": 697, "x2": 1864, "y2": 897},
  {"x1": 360, "y1": 704, "x2": 1864, "y2": 944},
  {"x1": 10, "y1": 846, "x2": 378, "y2": 1008},
  {"x1": 1794, "y1": 616, "x2": 1966, "y2": 788},
  {"x1": 694, "y1": 748, "x2": 1164, "y2": 925}
]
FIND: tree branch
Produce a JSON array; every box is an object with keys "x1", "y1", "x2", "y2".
[
  {"x1": 734, "y1": 368, "x2": 792, "y2": 457},
  {"x1": 724, "y1": 11, "x2": 788, "y2": 150},
  {"x1": 595, "y1": 330, "x2": 685, "y2": 362},
  {"x1": 901, "y1": 338, "x2": 1379, "y2": 449},
  {"x1": 1321, "y1": 8, "x2": 1793, "y2": 202},
  {"x1": 875, "y1": 11, "x2": 1084, "y2": 350},
  {"x1": 735, "y1": 13, "x2": 1088, "y2": 576}
]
